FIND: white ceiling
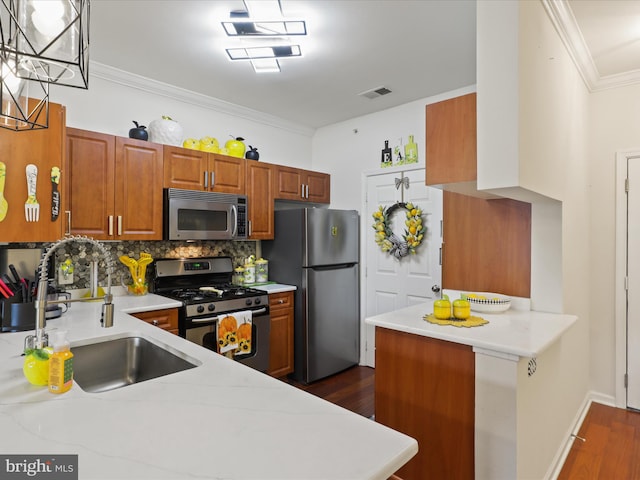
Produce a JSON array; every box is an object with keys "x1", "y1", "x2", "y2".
[{"x1": 88, "y1": 0, "x2": 639, "y2": 130}]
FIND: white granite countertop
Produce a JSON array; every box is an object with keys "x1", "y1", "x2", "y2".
[
  {"x1": 251, "y1": 283, "x2": 297, "y2": 294},
  {"x1": 0, "y1": 294, "x2": 416, "y2": 479},
  {"x1": 365, "y1": 295, "x2": 577, "y2": 359}
]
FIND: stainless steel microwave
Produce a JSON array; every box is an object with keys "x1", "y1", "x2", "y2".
[{"x1": 163, "y1": 188, "x2": 248, "y2": 241}]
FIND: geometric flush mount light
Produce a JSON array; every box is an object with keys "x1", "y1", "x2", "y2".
[
  {"x1": 226, "y1": 45, "x2": 302, "y2": 73},
  {"x1": 0, "y1": 0, "x2": 90, "y2": 89},
  {"x1": 222, "y1": 20, "x2": 306, "y2": 37},
  {"x1": 0, "y1": 49, "x2": 49, "y2": 131},
  {"x1": 222, "y1": 1, "x2": 306, "y2": 73}
]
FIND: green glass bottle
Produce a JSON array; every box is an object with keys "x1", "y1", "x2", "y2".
[{"x1": 404, "y1": 134, "x2": 418, "y2": 163}]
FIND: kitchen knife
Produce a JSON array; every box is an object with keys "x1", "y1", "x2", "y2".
[
  {"x1": 1, "y1": 273, "x2": 17, "y2": 291},
  {"x1": 0, "y1": 278, "x2": 13, "y2": 298},
  {"x1": 8, "y1": 264, "x2": 22, "y2": 287},
  {"x1": 51, "y1": 166, "x2": 60, "y2": 221}
]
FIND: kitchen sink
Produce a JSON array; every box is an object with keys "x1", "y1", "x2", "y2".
[{"x1": 72, "y1": 335, "x2": 200, "y2": 393}]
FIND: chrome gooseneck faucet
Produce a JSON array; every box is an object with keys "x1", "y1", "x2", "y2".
[{"x1": 26, "y1": 235, "x2": 115, "y2": 350}]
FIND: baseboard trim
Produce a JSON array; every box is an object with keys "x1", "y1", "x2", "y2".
[{"x1": 545, "y1": 390, "x2": 616, "y2": 479}]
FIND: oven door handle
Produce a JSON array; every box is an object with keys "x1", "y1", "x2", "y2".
[{"x1": 191, "y1": 307, "x2": 268, "y2": 323}]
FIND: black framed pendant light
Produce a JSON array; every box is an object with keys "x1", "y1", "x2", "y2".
[
  {"x1": 1, "y1": 0, "x2": 90, "y2": 89},
  {"x1": 0, "y1": 48, "x2": 48, "y2": 131},
  {"x1": 0, "y1": 0, "x2": 89, "y2": 130}
]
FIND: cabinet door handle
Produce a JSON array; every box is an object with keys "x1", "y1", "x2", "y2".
[
  {"x1": 152, "y1": 320, "x2": 159, "y2": 326},
  {"x1": 65, "y1": 210, "x2": 71, "y2": 235},
  {"x1": 203, "y1": 171, "x2": 208, "y2": 188},
  {"x1": 248, "y1": 220, "x2": 252, "y2": 237},
  {"x1": 211, "y1": 172, "x2": 215, "y2": 188},
  {"x1": 306, "y1": 184, "x2": 309, "y2": 199},
  {"x1": 301, "y1": 184, "x2": 304, "y2": 199},
  {"x1": 108, "y1": 215, "x2": 114, "y2": 236},
  {"x1": 278, "y1": 299, "x2": 284, "y2": 304},
  {"x1": 117, "y1": 216, "x2": 122, "y2": 236}
]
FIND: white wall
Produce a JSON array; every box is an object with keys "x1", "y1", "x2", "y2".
[
  {"x1": 49, "y1": 64, "x2": 314, "y2": 170},
  {"x1": 312, "y1": 85, "x2": 476, "y2": 211},
  {"x1": 588, "y1": 84, "x2": 640, "y2": 399},
  {"x1": 478, "y1": 1, "x2": 591, "y2": 477}
]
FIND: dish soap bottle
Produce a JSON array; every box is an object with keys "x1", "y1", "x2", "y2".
[{"x1": 48, "y1": 331, "x2": 73, "y2": 394}]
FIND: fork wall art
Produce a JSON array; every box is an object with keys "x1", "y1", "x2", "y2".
[{"x1": 24, "y1": 164, "x2": 39, "y2": 222}]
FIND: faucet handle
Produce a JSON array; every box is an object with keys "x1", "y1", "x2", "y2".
[{"x1": 24, "y1": 332, "x2": 48, "y2": 351}]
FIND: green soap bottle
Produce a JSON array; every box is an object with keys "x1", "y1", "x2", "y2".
[{"x1": 404, "y1": 134, "x2": 418, "y2": 163}]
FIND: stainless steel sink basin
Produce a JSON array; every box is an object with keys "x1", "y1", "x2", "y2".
[{"x1": 72, "y1": 335, "x2": 200, "y2": 393}]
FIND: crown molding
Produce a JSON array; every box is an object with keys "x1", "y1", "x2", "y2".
[
  {"x1": 542, "y1": 0, "x2": 640, "y2": 92},
  {"x1": 90, "y1": 61, "x2": 316, "y2": 137}
]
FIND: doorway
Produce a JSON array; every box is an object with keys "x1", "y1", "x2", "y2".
[
  {"x1": 362, "y1": 167, "x2": 443, "y2": 366},
  {"x1": 617, "y1": 152, "x2": 640, "y2": 408}
]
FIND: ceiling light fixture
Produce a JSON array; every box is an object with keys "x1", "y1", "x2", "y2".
[
  {"x1": 226, "y1": 45, "x2": 301, "y2": 60},
  {"x1": 222, "y1": 0, "x2": 306, "y2": 73},
  {"x1": 222, "y1": 20, "x2": 306, "y2": 37},
  {"x1": 226, "y1": 45, "x2": 301, "y2": 73},
  {"x1": 0, "y1": 50, "x2": 49, "y2": 131},
  {"x1": 1, "y1": 0, "x2": 90, "y2": 89}
]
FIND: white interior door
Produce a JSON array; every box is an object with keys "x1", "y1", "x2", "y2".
[
  {"x1": 627, "y1": 157, "x2": 640, "y2": 408},
  {"x1": 363, "y1": 168, "x2": 443, "y2": 366}
]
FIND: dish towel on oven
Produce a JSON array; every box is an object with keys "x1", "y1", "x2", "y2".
[{"x1": 216, "y1": 310, "x2": 252, "y2": 357}]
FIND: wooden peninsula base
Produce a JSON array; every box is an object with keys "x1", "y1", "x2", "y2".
[{"x1": 375, "y1": 326, "x2": 475, "y2": 479}]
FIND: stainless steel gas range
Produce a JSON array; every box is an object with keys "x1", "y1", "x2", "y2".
[{"x1": 150, "y1": 257, "x2": 270, "y2": 372}]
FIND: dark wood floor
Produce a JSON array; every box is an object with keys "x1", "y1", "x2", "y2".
[
  {"x1": 284, "y1": 369, "x2": 640, "y2": 478},
  {"x1": 281, "y1": 365, "x2": 375, "y2": 419}
]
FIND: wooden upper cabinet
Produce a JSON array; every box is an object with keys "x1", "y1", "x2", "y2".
[
  {"x1": 211, "y1": 154, "x2": 245, "y2": 195},
  {"x1": 114, "y1": 137, "x2": 164, "y2": 240},
  {"x1": 306, "y1": 170, "x2": 330, "y2": 203},
  {"x1": 66, "y1": 128, "x2": 115, "y2": 239},
  {"x1": 163, "y1": 146, "x2": 207, "y2": 190},
  {"x1": 67, "y1": 129, "x2": 163, "y2": 240},
  {"x1": 246, "y1": 161, "x2": 274, "y2": 239},
  {"x1": 0, "y1": 103, "x2": 66, "y2": 243},
  {"x1": 274, "y1": 165, "x2": 330, "y2": 204},
  {"x1": 163, "y1": 146, "x2": 245, "y2": 194},
  {"x1": 442, "y1": 191, "x2": 531, "y2": 297},
  {"x1": 426, "y1": 92, "x2": 477, "y2": 186}
]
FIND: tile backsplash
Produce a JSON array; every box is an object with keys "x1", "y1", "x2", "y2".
[{"x1": 1, "y1": 240, "x2": 257, "y2": 289}]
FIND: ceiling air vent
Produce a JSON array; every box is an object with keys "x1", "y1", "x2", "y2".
[{"x1": 358, "y1": 86, "x2": 392, "y2": 100}]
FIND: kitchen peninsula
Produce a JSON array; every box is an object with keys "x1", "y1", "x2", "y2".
[
  {"x1": 0, "y1": 294, "x2": 416, "y2": 479},
  {"x1": 366, "y1": 293, "x2": 577, "y2": 479}
]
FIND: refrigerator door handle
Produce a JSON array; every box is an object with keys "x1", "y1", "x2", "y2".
[{"x1": 309, "y1": 263, "x2": 357, "y2": 271}]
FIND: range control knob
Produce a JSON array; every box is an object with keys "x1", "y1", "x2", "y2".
[
  {"x1": 245, "y1": 299, "x2": 252, "y2": 306},
  {"x1": 197, "y1": 305, "x2": 205, "y2": 314},
  {"x1": 254, "y1": 298, "x2": 261, "y2": 305},
  {"x1": 208, "y1": 304, "x2": 216, "y2": 312}
]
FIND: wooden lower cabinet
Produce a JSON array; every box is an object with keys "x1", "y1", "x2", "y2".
[
  {"x1": 267, "y1": 291, "x2": 294, "y2": 377},
  {"x1": 131, "y1": 308, "x2": 179, "y2": 335},
  {"x1": 375, "y1": 327, "x2": 475, "y2": 479}
]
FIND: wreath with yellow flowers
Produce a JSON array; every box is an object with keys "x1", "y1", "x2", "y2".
[{"x1": 372, "y1": 202, "x2": 425, "y2": 259}]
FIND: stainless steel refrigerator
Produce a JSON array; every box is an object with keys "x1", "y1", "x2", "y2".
[{"x1": 263, "y1": 208, "x2": 360, "y2": 383}]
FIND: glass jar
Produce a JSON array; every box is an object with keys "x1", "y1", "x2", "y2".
[
  {"x1": 243, "y1": 264, "x2": 256, "y2": 285},
  {"x1": 233, "y1": 267, "x2": 245, "y2": 286},
  {"x1": 255, "y1": 259, "x2": 268, "y2": 283}
]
